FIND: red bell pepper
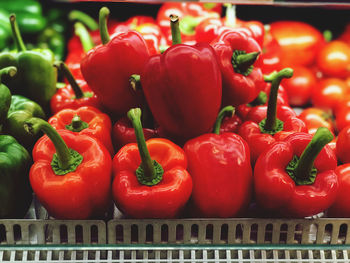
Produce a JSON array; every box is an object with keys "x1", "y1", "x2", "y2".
[
  {"x1": 237, "y1": 81, "x2": 289, "y2": 120},
  {"x1": 141, "y1": 15, "x2": 222, "y2": 142},
  {"x1": 327, "y1": 164, "x2": 350, "y2": 217},
  {"x1": 195, "y1": 4, "x2": 264, "y2": 47},
  {"x1": 112, "y1": 108, "x2": 192, "y2": 218},
  {"x1": 298, "y1": 107, "x2": 335, "y2": 136},
  {"x1": 254, "y1": 127, "x2": 338, "y2": 218},
  {"x1": 219, "y1": 113, "x2": 242, "y2": 134},
  {"x1": 24, "y1": 118, "x2": 112, "y2": 219},
  {"x1": 48, "y1": 106, "x2": 114, "y2": 156},
  {"x1": 80, "y1": 7, "x2": 150, "y2": 117},
  {"x1": 335, "y1": 105, "x2": 350, "y2": 132},
  {"x1": 238, "y1": 68, "x2": 307, "y2": 164},
  {"x1": 260, "y1": 31, "x2": 283, "y2": 74},
  {"x1": 211, "y1": 29, "x2": 265, "y2": 107},
  {"x1": 336, "y1": 124, "x2": 350, "y2": 164},
  {"x1": 269, "y1": 21, "x2": 325, "y2": 67},
  {"x1": 157, "y1": 2, "x2": 221, "y2": 45},
  {"x1": 183, "y1": 106, "x2": 252, "y2": 217},
  {"x1": 51, "y1": 62, "x2": 102, "y2": 114}
]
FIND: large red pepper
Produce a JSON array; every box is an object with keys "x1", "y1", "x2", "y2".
[
  {"x1": 51, "y1": 62, "x2": 102, "y2": 114},
  {"x1": 260, "y1": 31, "x2": 283, "y2": 74},
  {"x1": 336, "y1": 125, "x2": 350, "y2": 164},
  {"x1": 157, "y1": 2, "x2": 221, "y2": 45},
  {"x1": 254, "y1": 128, "x2": 338, "y2": 218},
  {"x1": 238, "y1": 68, "x2": 307, "y2": 164},
  {"x1": 24, "y1": 118, "x2": 112, "y2": 219},
  {"x1": 112, "y1": 108, "x2": 192, "y2": 218},
  {"x1": 211, "y1": 30, "x2": 265, "y2": 107},
  {"x1": 183, "y1": 106, "x2": 252, "y2": 217},
  {"x1": 48, "y1": 106, "x2": 114, "y2": 156},
  {"x1": 141, "y1": 15, "x2": 222, "y2": 142},
  {"x1": 328, "y1": 164, "x2": 350, "y2": 217},
  {"x1": 80, "y1": 7, "x2": 150, "y2": 117}
]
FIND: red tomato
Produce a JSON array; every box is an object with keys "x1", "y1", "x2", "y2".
[
  {"x1": 269, "y1": 21, "x2": 324, "y2": 67},
  {"x1": 282, "y1": 66, "x2": 316, "y2": 107},
  {"x1": 311, "y1": 78, "x2": 350, "y2": 113},
  {"x1": 316, "y1": 40, "x2": 350, "y2": 78}
]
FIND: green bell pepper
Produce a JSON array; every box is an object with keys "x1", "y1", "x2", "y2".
[
  {"x1": 0, "y1": 14, "x2": 57, "y2": 109},
  {"x1": 0, "y1": 0, "x2": 46, "y2": 34},
  {"x1": 4, "y1": 95, "x2": 46, "y2": 150},
  {"x1": 0, "y1": 67, "x2": 13, "y2": 130},
  {"x1": 0, "y1": 134, "x2": 32, "y2": 218}
]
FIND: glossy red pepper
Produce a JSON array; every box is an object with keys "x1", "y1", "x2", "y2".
[
  {"x1": 219, "y1": 113, "x2": 242, "y2": 134},
  {"x1": 141, "y1": 15, "x2": 222, "y2": 142},
  {"x1": 157, "y1": 2, "x2": 221, "y2": 45},
  {"x1": 260, "y1": 30, "x2": 283, "y2": 74},
  {"x1": 238, "y1": 69, "x2": 307, "y2": 164},
  {"x1": 282, "y1": 66, "x2": 316, "y2": 107},
  {"x1": 48, "y1": 106, "x2": 114, "y2": 156},
  {"x1": 298, "y1": 107, "x2": 335, "y2": 136},
  {"x1": 134, "y1": 23, "x2": 167, "y2": 55},
  {"x1": 328, "y1": 164, "x2": 350, "y2": 217},
  {"x1": 336, "y1": 125, "x2": 350, "y2": 164},
  {"x1": 183, "y1": 106, "x2": 252, "y2": 217},
  {"x1": 335, "y1": 105, "x2": 350, "y2": 132},
  {"x1": 195, "y1": 5, "x2": 264, "y2": 47},
  {"x1": 51, "y1": 62, "x2": 102, "y2": 114},
  {"x1": 80, "y1": 7, "x2": 150, "y2": 117},
  {"x1": 211, "y1": 30, "x2": 264, "y2": 107},
  {"x1": 24, "y1": 118, "x2": 112, "y2": 219},
  {"x1": 237, "y1": 81, "x2": 289, "y2": 120},
  {"x1": 269, "y1": 21, "x2": 325, "y2": 67},
  {"x1": 112, "y1": 108, "x2": 192, "y2": 218},
  {"x1": 254, "y1": 128, "x2": 338, "y2": 218}
]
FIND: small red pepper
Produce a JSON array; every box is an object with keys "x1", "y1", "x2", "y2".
[
  {"x1": 81, "y1": 7, "x2": 150, "y2": 117},
  {"x1": 112, "y1": 108, "x2": 192, "y2": 218},
  {"x1": 24, "y1": 118, "x2": 112, "y2": 219},
  {"x1": 254, "y1": 127, "x2": 338, "y2": 218},
  {"x1": 141, "y1": 15, "x2": 222, "y2": 142},
  {"x1": 327, "y1": 164, "x2": 350, "y2": 217},
  {"x1": 183, "y1": 106, "x2": 252, "y2": 217},
  {"x1": 51, "y1": 62, "x2": 102, "y2": 114},
  {"x1": 134, "y1": 23, "x2": 168, "y2": 55},
  {"x1": 260, "y1": 31, "x2": 283, "y2": 74},
  {"x1": 298, "y1": 107, "x2": 335, "y2": 136},
  {"x1": 336, "y1": 125, "x2": 350, "y2": 164},
  {"x1": 48, "y1": 106, "x2": 114, "y2": 156},
  {"x1": 211, "y1": 30, "x2": 265, "y2": 107},
  {"x1": 238, "y1": 68, "x2": 307, "y2": 164}
]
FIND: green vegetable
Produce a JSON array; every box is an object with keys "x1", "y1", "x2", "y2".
[{"x1": 0, "y1": 134, "x2": 32, "y2": 218}]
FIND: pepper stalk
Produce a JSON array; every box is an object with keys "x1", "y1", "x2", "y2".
[{"x1": 213, "y1": 106, "x2": 235, "y2": 135}]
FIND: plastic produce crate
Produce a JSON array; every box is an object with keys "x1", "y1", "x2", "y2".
[{"x1": 2, "y1": 1, "x2": 350, "y2": 262}]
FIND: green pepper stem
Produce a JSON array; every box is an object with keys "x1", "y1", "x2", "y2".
[
  {"x1": 65, "y1": 115, "x2": 89, "y2": 132},
  {"x1": 0, "y1": 66, "x2": 17, "y2": 83},
  {"x1": 293, "y1": 127, "x2": 333, "y2": 181},
  {"x1": 170, "y1": 14, "x2": 182, "y2": 45},
  {"x1": 24, "y1": 118, "x2": 71, "y2": 170},
  {"x1": 224, "y1": 4, "x2": 237, "y2": 27},
  {"x1": 128, "y1": 108, "x2": 160, "y2": 181},
  {"x1": 263, "y1": 68, "x2": 293, "y2": 131},
  {"x1": 99, "y1": 7, "x2": 110, "y2": 45},
  {"x1": 248, "y1": 91, "x2": 267, "y2": 107},
  {"x1": 74, "y1": 22, "x2": 94, "y2": 53},
  {"x1": 129, "y1": 74, "x2": 141, "y2": 92},
  {"x1": 9, "y1": 14, "x2": 26, "y2": 52},
  {"x1": 54, "y1": 61, "x2": 84, "y2": 99},
  {"x1": 213, "y1": 106, "x2": 235, "y2": 135},
  {"x1": 68, "y1": 10, "x2": 99, "y2": 31}
]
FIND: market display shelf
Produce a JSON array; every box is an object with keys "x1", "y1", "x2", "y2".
[{"x1": 2, "y1": 218, "x2": 350, "y2": 262}]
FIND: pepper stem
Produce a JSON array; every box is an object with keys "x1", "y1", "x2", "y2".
[
  {"x1": 65, "y1": 115, "x2": 89, "y2": 133},
  {"x1": 99, "y1": 7, "x2": 110, "y2": 45},
  {"x1": 129, "y1": 74, "x2": 141, "y2": 92},
  {"x1": 68, "y1": 10, "x2": 99, "y2": 31},
  {"x1": 128, "y1": 108, "x2": 163, "y2": 186},
  {"x1": 0, "y1": 66, "x2": 17, "y2": 83},
  {"x1": 24, "y1": 118, "x2": 83, "y2": 175},
  {"x1": 9, "y1": 14, "x2": 26, "y2": 52},
  {"x1": 232, "y1": 50, "x2": 260, "y2": 76},
  {"x1": 224, "y1": 4, "x2": 237, "y2": 27},
  {"x1": 213, "y1": 106, "x2": 235, "y2": 135},
  {"x1": 170, "y1": 15, "x2": 182, "y2": 45},
  {"x1": 54, "y1": 61, "x2": 84, "y2": 99},
  {"x1": 287, "y1": 127, "x2": 333, "y2": 185},
  {"x1": 262, "y1": 68, "x2": 293, "y2": 132},
  {"x1": 74, "y1": 22, "x2": 94, "y2": 53}
]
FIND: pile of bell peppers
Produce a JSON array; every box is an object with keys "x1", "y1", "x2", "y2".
[{"x1": 3, "y1": 2, "x2": 350, "y2": 220}]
